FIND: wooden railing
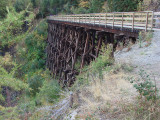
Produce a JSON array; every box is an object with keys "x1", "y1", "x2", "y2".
[{"x1": 48, "y1": 11, "x2": 160, "y2": 32}]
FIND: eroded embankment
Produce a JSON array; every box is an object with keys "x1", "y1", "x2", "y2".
[{"x1": 115, "y1": 31, "x2": 160, "y2": 89}]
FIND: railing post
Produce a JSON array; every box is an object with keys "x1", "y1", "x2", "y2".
[
  {"x1": 71, "y1": 15, "x2": 72, "y2": 23},
  {"x1": 73, "y1": 15, "x2": 74, "y2": 22},
  {"x1": 99, "y1": 14, "x2": 101, "y2": 26},
  {"x1": 132, "y1": 13, "x2": 135, "y2": 32},
  {"x1": 151, "y1": 12, "x2": 154, "y2": 30},
  {"x1": 92, "y1": 14, "x2": 94, "y2": 26},
  {"x1": 105, "y1": 13, "x2": 107, "y2": 28},
  {"x1": 121, "y1": 13, "x2": 124, "y2": 30},
  {"x1": 112, "y1": 13, "x2": 115, "y2": 29},
  {"x1": 94, "y1": 14, "x2": 95, "y2": 26},
  {"x1": 89, "y1": 14, "x2": 91, "y2": 24},
  {"x1": 145, "y1": 12, "x2": 149, "y2": 32}
]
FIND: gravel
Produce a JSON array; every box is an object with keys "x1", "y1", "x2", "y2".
[{"x1": 115, "y1": 31, "x2": 160, "y2": 88}]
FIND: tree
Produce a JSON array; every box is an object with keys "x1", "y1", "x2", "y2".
[
  {"x1": 107, "y1": 0, "x2": 140, "y2": 12},
  {"x1": 63, "y1": 0, "x2": 79, "y2": 14},
  {"x1": 0, "y1": 53, "x2": 28, "y2": 106},
  {"x1": 39, "y1": 0, "x2": 66, "y2": 17},
  {"x1": 13, "y1": 0, "x2": 33, "y2": 12},
  {"x1": 0, "y1": 0, "x2": 8, "y2": 19},
  {"x1": 88, "y1": 0, "x2": 105, "y2": 13},
  {"x1": 0, "y1": 7, "x2": 34, "y2": 48}
]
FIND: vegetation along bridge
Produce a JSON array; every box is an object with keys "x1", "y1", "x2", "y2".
[{"x1": 47, "y1": 11, "x2": 160, "y2": 86}]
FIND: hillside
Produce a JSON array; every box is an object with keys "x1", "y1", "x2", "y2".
[
  {"x1": 0, "y1": 0, "x2": 160, "y2": 120},
  {"x1": 115, "y1": 31, "x2": 160, "y2": 89},
  {"x1": 28, "y1": 30, "x2": 160, "y2": 119}
]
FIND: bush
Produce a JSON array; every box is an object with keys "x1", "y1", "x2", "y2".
[
  {"x1": 72, "y1": 7, "x2": 88, "y2": 14},
  {"x1": 72, "y1": 44, "x2": 114, "y2": 89},
  {"x1": 19, "y1": 20, "x2": 47, "y2": 75},
  {"x1": 14, "y1": 0, "x2": 33, "y2": 12},
  {"x1": 27, "y1": 73, "x2": 44, "y2": 96},
  {"x1": 107, "y1": 0, "x2": 140, "y2": 12},
  {"x1": 37, "y1": 80, "x2": 61, "y2": 103},
  {"x1": 138, "y1": 31, "x2": 153, "y2": 48},
  {"x1": 0, "y1": 53, "x2": 28, "y2": 102},
  {"x1": 0, "y1": 6, "x2": 34, "y2": 48},
  {"x1": 38, "y1": 0, "x2": 66, "y2": 17},
  {"x1": 0, "y1": 0, "x2": 8, "y2": 19},
  {"x1": 88, "y1": 0, "x2": 105, "y2": 13},
  {"x1": 129, "y1": 70, "x2": 159, "y2": 102},
  {"x1": 12, "y1": 20, "x2": 47, "y2": 97}
]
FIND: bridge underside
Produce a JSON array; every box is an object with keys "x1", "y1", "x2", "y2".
[{"x1": 47, "y1": 20, "x2": 138, "y2": 86}]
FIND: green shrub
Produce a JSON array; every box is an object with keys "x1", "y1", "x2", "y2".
[
  {"x1": 19, "y1": 20, "x2": 47, "y2": 76},
  {"x1": 72, "y1": 44, "x2": 114, "y2": 89},
  {"x1": 27, "y1": 73, "x2": 44, "y2": 96},
  {"x1": 0, "y1": 53, "x2": 28, "y2": 101},
  {"x1": 37, "y1": 80, "x2": 61, "y2": 103},
  {"x1": 88, "y1": 0, "x2": 105, "y2": 13},
  {"x1": 107, "y1": 0, "x2": 140, "y2": 12},
  {"x1": 0, "y1": 6, "x2": 34, "y2": 48},
  {"x1": 14, "y1": 0, "x2": 33, "y2": 12},
  {"x1": 72, "y1": 7, "x2": 88, "y2": 14},
  {"x1": 18, "y1": 99, "x2": 36, "y2": 114},
  {"x1": 129, "y1": 70, "x2": 159, "y2": 102},
  {"x1": 138, "y1": 31, "x2": 153, "y2": 48},
  {"x1": 38, "y1": 0, "x2": 66, "y2": 17},
  {"x1": 121, "y1": 64, "x2": 134, "y2": 72},
  {"x1": 0, "y1": 0, "x2": 8, "y2": 19},
  {"x1": 145, "y1": 31, "x2": 153, "y2": 46},
  {"x1": 86, "y1": 44, "x2": 114, "y2": 75}
]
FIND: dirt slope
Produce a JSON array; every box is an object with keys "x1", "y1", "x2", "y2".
[{"x1": 115, "y1": 31, "x2": 160, "y2": 88}]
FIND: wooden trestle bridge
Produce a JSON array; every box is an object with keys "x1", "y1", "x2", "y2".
[{"x1": 47, "y1": 11, "x2": 160, "y2": 86}]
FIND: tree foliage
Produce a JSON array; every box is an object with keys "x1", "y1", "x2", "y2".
[
  {"x1": 0, "y1": 0, "x2": 8, "y2": 19},
  {"x1": 17, "y1": 20, "x2": 48, "y2": 96},
  {"x1": 107, "y1": 0, "x2": 141, "y2": 12},
  {"x1": 14, "y1": 0, "x2": 33, "y2": 12},
  {"x1": 38, "y1": 0, "x2": 66, "y2": 17},
  {"x1": 88, "y1": 0, "x2": 105, "y2": 13},
  {"x1": 0, "y1": 7, "x2": 34, "y2": 48},
  {"x1": 0, "y1": 53, "x2": 28, "y2": 101}
]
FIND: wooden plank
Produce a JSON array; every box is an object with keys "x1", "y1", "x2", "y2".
[
  {"x1": 80, "y1": 32, "x2": 90, "y2": 70},
  {"x1": 96, "y1": 36, "x2": 102, "y2": 57}
]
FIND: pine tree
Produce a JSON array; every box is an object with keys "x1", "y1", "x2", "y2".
[
  {"x1": 88, "y1": 0, "x2": 105, "y2": 13},
  {"x1": 0, "y1": 0, "x2": 8, "y2": 19},
  {"x1": 107, "y1": 0, "x2": 140, "y2": 12},
  {"x1": 0, "y1": 53, "x2": 28, "y2": 104}
]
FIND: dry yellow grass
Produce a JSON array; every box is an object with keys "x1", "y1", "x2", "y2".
[{"x1": 75, "y1": 65, "x2": 138, "y2": 119}]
